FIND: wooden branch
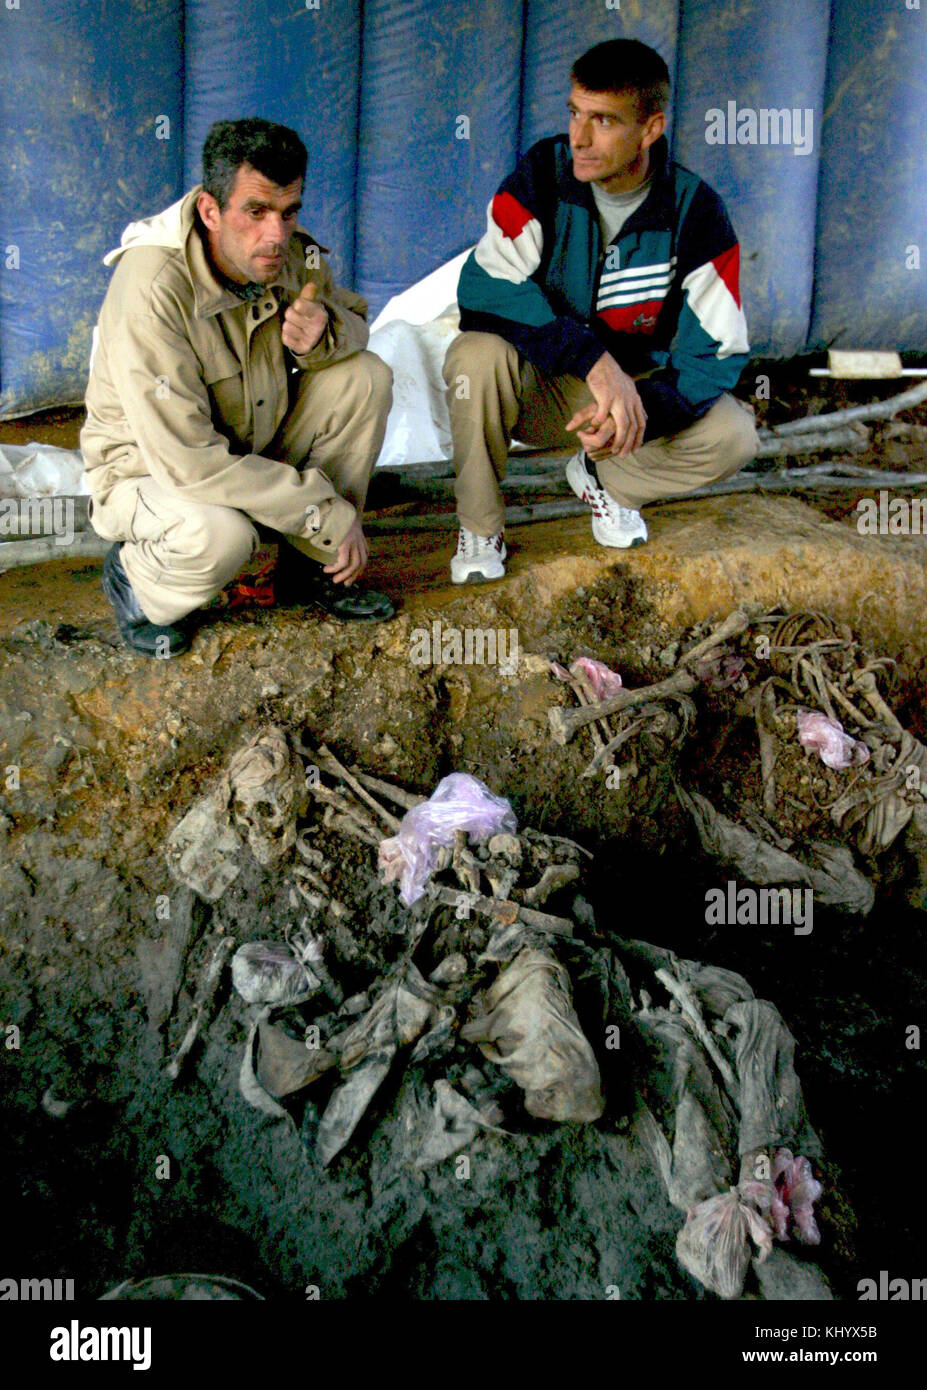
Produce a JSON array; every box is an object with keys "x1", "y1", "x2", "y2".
[{"x1": 765, "y1": 378, "x2": 927, "y2": 437}]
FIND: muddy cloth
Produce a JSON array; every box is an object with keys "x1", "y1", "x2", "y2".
[
  {"x1": 634, "y1": 1012, "x2": 737, "y2": 1208},
  {"x1": 398, "y1": 1076, "x2": 508, "y2": 1170},
  {"x1": 231, "y1": 941, "x2": 320, "y2": 1007},
  {"x1": 677, "y1": 784, "x2": 875, "y2": 915},
  {"x1": 165, "y1": 792, "x2": 242, "y2": 901},
  {"x1": 460, "y1": 946, "x2": 604, "y2": 1123},
  {"x1": 830, "y1": 729, "x2": 927, "y2": 857},
  {"x1": 255, "y1": 1015, "x2": 336, "y2": 1098},
  {"x1": 623, "y1": 941, "x2": 824, "y2": 1299},
  {"x1": 316, "y1": 963, "x2": 438, "y2": 1166},
  {"x1": 726, "y1": 999, "x2": 822, "y2": 1160}
]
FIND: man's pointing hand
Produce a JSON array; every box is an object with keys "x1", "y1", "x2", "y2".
[{"x1": 281, "y1": 282, "x2": 329, "y2": 355}]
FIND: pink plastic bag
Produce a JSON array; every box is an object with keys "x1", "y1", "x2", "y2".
[
  {"x1": 378, "y1": 773, "x2": 517, "y2": 907},
  {"x1": 773, "y1": 1148, "x2": 823, "y2": 1245},
  {"x1": 796, "y1": 709, "x2": 870, "y2": 769},
  {"x1": 569, "y1": 656, "x2": 623, "y2": 699}
]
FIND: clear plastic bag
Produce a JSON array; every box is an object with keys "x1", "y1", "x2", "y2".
[
  {"x1": 675, "y1": 1186, "x2": 773, "y2": 1300},
  {"x1": 378, "y1": 773, "x2": 516, "y2": 906}
]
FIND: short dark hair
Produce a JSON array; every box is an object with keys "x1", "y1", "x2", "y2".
[
  {"x1": 571, "y1": 39, "x2": 671, "y2": 121},
  {"x1": 201, "y1": 118, "x2": 308, "y2": 209}
]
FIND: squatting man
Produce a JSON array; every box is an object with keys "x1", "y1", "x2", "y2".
[
  {"x1": 445, "y1": 38, "x2": 760, "y2": 583},
  {"x1": 82, "y1": 118, "x2": 394, "y2": 657}
]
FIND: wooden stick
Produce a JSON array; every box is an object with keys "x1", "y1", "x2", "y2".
[{"x1": 766, "y1": 378, "x2": 927, "y2": 436}]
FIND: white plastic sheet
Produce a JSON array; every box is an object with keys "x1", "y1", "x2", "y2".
[
  {"x1": 368, "y1": 249, "x2": 471, "y2": 470},
  {"x1": 0, "y1": 443, "x2": 89, "y2": 500}
]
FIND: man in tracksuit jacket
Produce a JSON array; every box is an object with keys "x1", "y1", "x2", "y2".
[{"x1": 443, "y1": 38, "x2": 760, "y2": 583}]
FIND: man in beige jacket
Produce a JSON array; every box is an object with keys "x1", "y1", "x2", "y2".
[{"x1": 82, "y1": 117, "x2": 394, "y2": 657}]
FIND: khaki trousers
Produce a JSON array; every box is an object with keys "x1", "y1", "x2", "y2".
[
  {"x1": 444, "y1": 331, "x2": 760, "y2": 536},
  {"x1": 90, "y1": 350, "x2": 392, "y2": 626}
]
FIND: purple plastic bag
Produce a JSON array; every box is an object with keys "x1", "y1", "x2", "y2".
[{"x1": 378, "y1": 773, "x2": 517, "y2": 907}]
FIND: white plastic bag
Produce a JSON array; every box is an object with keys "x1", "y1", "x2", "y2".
[{"x1": 0, "y1": 443, "x2": 89, "y2": 499}]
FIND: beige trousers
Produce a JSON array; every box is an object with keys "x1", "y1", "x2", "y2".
[
  {"x1": 443, "y1": 331, "x2": 760, "y2": 536},
  {"x1": 90, "y1": 351, "x2": 392, "y2": 626}
]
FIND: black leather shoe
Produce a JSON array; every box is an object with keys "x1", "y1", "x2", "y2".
[
  {"x1": 275, "y1": 543, "x2": 396, "y2": 623},
  {"x1": 102, "y1": 544, "x2": 191, "y2": 657}
]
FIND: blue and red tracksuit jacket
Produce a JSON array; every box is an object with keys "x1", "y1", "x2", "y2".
[{"x1": 457, "y1": 133, "x2": 750, "y2": 441}]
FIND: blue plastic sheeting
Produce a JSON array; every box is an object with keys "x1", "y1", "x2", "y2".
[
  {"x1": 3, "y1": 0, "x2": 927, "y2": 419},
  {"x1": 810, "y1": 0, "x2": 927, "y2": 351},
  {"x1": 673, "y1": 0, "x2": 830, "y2": 358},
  {"x1": 519, "y1": 0, "x2": 680, "y2": 153},
  {"x1": 353, "y1": 0, "x2": 523, "y2": 311},
  {"x1": 184, "y1": 0, "x2": 362, "y2": 284},
  {"x1": 0, "y1": 0, "x2": 184, "y2": 418}
]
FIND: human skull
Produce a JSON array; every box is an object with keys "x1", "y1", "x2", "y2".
[{"x1": 223, "y1": 726, "x2": 307, "y2": 866}]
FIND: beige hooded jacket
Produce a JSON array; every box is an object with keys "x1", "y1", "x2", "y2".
[{"x1": 81, "y1": 187, "x2": 371, "y2": 550}]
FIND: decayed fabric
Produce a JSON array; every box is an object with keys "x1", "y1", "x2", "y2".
[
  {"x1": 316, "y1": 963, "x2": 438, "y2": 1166},
  {"x1": 398, "y1": 1076, "x2": 509, "y2": 1171},
  {"x1": 677, "y1": 784, "x2": 875, "y2": 915},
  {"x1": 165, "y1": 792, "x2": 243, "y2": 901},
  {"x1": 626, "y1": 944, "x2": 823, "y2": 1299},
  {"x1": 219, "y1": 726, "x2": 307, "y2": 866},
  {"x1": 726, "y1": 999, "x2": 821, "y2": 1160},
  {"x1": 460, "y1": 947, "x2": 604, "y2": 1122},
  {"x1": 830, "y1": 728, "x2": 927, "y2": 857},
  {"x1": 634, "y1": 1012, "x2": 737, "y2": 1209},
  {"x1": 231, "y1": 941, "x2": 320, "y2": 1008}
]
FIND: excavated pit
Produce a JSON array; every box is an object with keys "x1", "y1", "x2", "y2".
[{"x1": 2, "y1": 492, "x2": 927, "y2": 1300}]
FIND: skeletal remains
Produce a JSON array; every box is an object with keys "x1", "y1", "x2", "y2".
[
  {"x1": 547, "y1": 606, "x2": 927, "y2": 913},
  {"x1": 161, "y1": 599, "x2": 924, "y2": 1297}
]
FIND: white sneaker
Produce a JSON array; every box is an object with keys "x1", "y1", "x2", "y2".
[
  {"x1": 450, "y1": 526, "x2": 507, "y2": 583},
  {"x1": 565, "y1": 452, "x2": 648, "y2": 548}
]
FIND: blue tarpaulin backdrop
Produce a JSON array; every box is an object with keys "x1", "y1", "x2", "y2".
[{"x1": 1, "y1": 0, "x2": 925, "y2": 417}]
